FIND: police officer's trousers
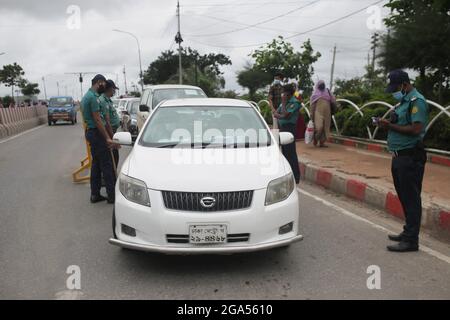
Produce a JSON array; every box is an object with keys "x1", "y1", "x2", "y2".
[
  {"x1": 391, "y1": 154, "x2": 425, "y2": 244},
  {"x1": 280, "y1": 123, "x2": 300, "y2": 184},
  {"x1": 86, "y1": 128, "x2": 115, "y2": 197}
]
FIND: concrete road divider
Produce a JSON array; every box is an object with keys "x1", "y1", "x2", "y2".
[{"x1": 0, "y1": 105, "x2": 48, "y2": 139}]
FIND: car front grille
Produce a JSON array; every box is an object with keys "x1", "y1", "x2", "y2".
[
  {"x1": 161, "y1": 190, "x2": 253, "y2": 212},
  {"x1": 166, "y1": 233, "x2": 250, "y2": 244}
]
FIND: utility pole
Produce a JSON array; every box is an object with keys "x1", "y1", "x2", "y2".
[
  {"x1": 175, "y1": 0, "x2": 183, "y2": 84},
  {"x1": 329, "y1": 45, "x2": 337, "y2": 91},
  {"x1": 371, "y1": 32, "x2": 379, "y2": 71},
  {"x1": 56, "y1": 81, "x2": 60, "y2": 96},
  {"x1": 65, "y1": 72, "x2": 98, "y2": 100},
  {"x1": 41, "y1": 76, "x2": 47, "y2": 100},
  {"x1": 123, "y1": 65, "x2": 128, "y2": 95}
]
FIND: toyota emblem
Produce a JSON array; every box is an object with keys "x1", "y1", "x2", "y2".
[{"x1": 200, "y1": 196, "x2": 216, "y2": 208}]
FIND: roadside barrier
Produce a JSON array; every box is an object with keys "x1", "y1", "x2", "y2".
[
  {"x1": 72, "y1": 109, "x2": 91, "y2": 183},
  {"x1": 0, "y1": 105, "x2": 47, "y2": 139}
]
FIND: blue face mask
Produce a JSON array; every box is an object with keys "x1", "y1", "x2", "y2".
[
  {"x1": 392, "y1": 90, "x2": 405, "y2": 101},
  {"x1": 273, "y1": 79, "x2": 281, "y2": 85}
]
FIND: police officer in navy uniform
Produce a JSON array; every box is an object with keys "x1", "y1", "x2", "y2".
[
  {"x1": 81, "y1": 74, "x2": 118, "y2": 204},
  {"x1": 377, "y1": 70, "x2": 428, "y2": 252}
]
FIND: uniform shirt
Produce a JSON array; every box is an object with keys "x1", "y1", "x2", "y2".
[
  {"x1": 387, "y1": 88, "x2": 428, "y2": 151},
  {"x1": 81, "y1": 88, "x2": 103, "y2": 129},
  {"x1": 269, "y1": 84, "x2": 283, "y2": 111},
  {"x1": 99, "y1": 94, "x2": 120, "y2": 129},
  {"x1": 277, "y1": 96, "x2": 302, "y2": 127}
]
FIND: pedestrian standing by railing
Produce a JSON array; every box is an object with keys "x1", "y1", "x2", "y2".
[
  {"x1": 309, "y1": 80, "x2": 335, "y2": 147},
  {"x1": 272, "y1": 84, "x2": 301, "y2": 184},
  {"x1": 377, "y1": 70, "x2": 428, "y2": 252}
]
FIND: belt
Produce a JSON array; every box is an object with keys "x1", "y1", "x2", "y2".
[{"x1": 392, "y1": 148, "x2": 415, "y2": 157}]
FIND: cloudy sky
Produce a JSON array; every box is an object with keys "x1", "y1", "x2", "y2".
[{"x1": 0, "y1": 0, "x2": 390, "y2": 100}]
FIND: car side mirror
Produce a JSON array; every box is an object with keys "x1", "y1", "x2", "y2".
[
  {"x1": 139, "y1": 104, "x2": 149, "y2": 112},
  {"x1": 112, "y1": 132, "x2": 132, "y2": 146},
  {"x1": 279, "y1": 132, "x2": 294, "y2": 145}
]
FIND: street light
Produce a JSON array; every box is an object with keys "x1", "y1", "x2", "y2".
[{"x1": 113, "y1": 29, "x2": 144, "y2": 92}]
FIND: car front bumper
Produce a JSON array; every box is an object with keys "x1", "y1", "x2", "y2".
[
  {"x1": 109, "y1": 234, "x2": 303, "y2": 254},
  {"x1": 112, "y1": 187, "x2": 302, "y2": 255}
]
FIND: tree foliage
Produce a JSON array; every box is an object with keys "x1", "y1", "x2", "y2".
[
  {"x1": 251, "y1": 37, "x2": 321, "y2": 96},
  {"x1": 237, "y1": 63, "x2": 272, "y2": 101},
  {"x1": 379, "y1": 0, "x2": 450, "y2": 103},
  {"x1": 143, "y1": 47, "x2": 231, "y2": 96},
  {"x1": 20, "y1": 81, "x2": 40, "y2": 96},
  {"x1": 0, "y1": 63, "x2": 26, "y2": 97}
]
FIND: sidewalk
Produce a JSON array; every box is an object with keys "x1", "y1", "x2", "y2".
[{"x1": 296, "y1": 140, "x2": 450, "y2": 240}]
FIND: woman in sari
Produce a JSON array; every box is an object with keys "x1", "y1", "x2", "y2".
[{"x1": 310, "y1": 80, "x2": 335, "y2": 147}]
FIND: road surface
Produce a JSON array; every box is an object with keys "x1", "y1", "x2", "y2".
[{"x1": 0, "y1": 118, "x2": 449, "y2": 299}]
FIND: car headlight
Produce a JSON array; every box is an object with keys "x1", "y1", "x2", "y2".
[
  {"x1": 119, "y1": 173, "x2": 151, "y2": 207},
  {"x1": 265, "y1": 173, "x2": 295, "y2": 206}
]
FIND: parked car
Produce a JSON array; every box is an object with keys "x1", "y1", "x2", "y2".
[
  {"x1": 110, "y1": 98, "x2": 303, "y2": 254},
  {"x1": 121, "y1": 98, "x2": 140, "y2": 139},
  {"x1": 137, "y1": 85, "x2": 207, "y2": 133},
  {"x1": 117, "y1": 98, "x2": 134, "y2": 125},
  {"x1": 47, "y1": 96, "x2": 77, "y2": 125}
]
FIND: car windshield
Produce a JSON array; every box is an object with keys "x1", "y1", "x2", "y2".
[
  {"x1": 139, "y1": 106, "x2": 272, "y2": 148},
  {"x1": 129, "y1": 101, "x2": 140, "y2": 115},
  {"x1": 49, "y1": 97, "x2": 72, "y2": 106},
  {"x1": 152, "y1": 88, "x2": 206, "y2": 108}
]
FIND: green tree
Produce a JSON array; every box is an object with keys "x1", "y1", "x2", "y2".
[
  {"x1": 379, "y1": 0, "x2": 450, "y2": 103},
  {"x1": 143, "y1": 47, "x2": 231, "y2": 96},
  {"x1": 237, "y1": 63, "x2": 272, "y2": 101},
  {"x1": 0, "y1": 63, "x2": 26, "y2": 99},
  {"x1": 251, "y1": 37, "x2": 321, "y2": 96},
  {"x1": 20, "y1": 82, "x2": 40, "y2": 97}
]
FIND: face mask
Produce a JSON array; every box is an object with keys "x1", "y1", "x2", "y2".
[
  {"x1": 97, "y1": 85, "x2": 105, "y2": 94},
  {"x1": 273, "y1": 79, "x2": 281, "y2": 85},
  {"x1": 392, "y1": 90, "x2": 405, "y2": 101}
]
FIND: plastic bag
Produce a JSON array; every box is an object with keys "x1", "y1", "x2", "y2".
[{"x1": 305, "y1": 120, "x2": 314, "y2": 144}]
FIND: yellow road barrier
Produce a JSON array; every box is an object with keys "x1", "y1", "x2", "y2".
[{"x1": 72, "y1": 106, "x2": 91, "y2": 183}]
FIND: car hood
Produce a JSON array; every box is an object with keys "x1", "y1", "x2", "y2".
[{"x1": 124, "y1": 144, "x2": 289, "y2": 192}]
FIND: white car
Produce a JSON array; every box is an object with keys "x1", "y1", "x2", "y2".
[
  {"x1": 110, "y1": 98, "x2": 303, "y2": 254},
  {"x1": 137, "y1": 85, "x2": 206, "y2": 133}
]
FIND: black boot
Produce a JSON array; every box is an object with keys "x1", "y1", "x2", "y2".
[
  {"x1": 107, "y1": 195, "x2": 115, "y2": 204},
  {"x1": 387, "y1": 241, "x2": 419, "y2": 252},
  {"x1": 388, "y1": 233, "x2": 404, "y2": 242},
  {"x1": 90, "y1": 194, "x2": 107, "y2": 203}
]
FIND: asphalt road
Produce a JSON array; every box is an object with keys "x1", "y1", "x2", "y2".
[{"x1": 1, "y1": 118, "x2": 449, "y2": 299}]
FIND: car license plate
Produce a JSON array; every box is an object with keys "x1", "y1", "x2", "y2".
[{"x1": 189, "y1": 225, "x2": 227, "y2": 244}]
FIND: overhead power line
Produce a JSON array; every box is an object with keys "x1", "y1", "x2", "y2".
[
  {"x1": 185, "y1": 0, "x2": 385, "y2": 49},
  {"x1": 187, "y1": 0, "x2": 321, "y2": 37}
]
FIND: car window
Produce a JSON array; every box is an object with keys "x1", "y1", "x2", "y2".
[
  {"x1": 139, "y1": 106, "x2": 271, "y2": 148},
  {"x1": 152, "y1": 89, "x2": 206, "y2": 108},
  {"x1": 141, "y1": 89, "x2": 150, "y2": 107},
  {"x1": 130, "y1": 101, "x2": 140, "y2": 115},
  {"x1": 49, "y1": 97, "x2": 72, "y2": 106}
]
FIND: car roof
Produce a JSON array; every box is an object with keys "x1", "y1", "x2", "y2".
[
  {"x1": 143, "y1": 84, "x2": 203, "y2": 91},
  {"x1": 159, "y1": 98, "x2": 252, "y2": 108}
]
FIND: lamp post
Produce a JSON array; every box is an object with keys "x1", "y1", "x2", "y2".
[{"x1": 113, "y1": 29, "x2": 144, "y2": 92}]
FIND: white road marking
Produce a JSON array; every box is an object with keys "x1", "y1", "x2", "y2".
[
  {"x1": 297, "y1": 187, "x2": 450, "y2": 265},
  {"x1": 0, "y1": 124, "x2": 46, "y2": 145}
]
